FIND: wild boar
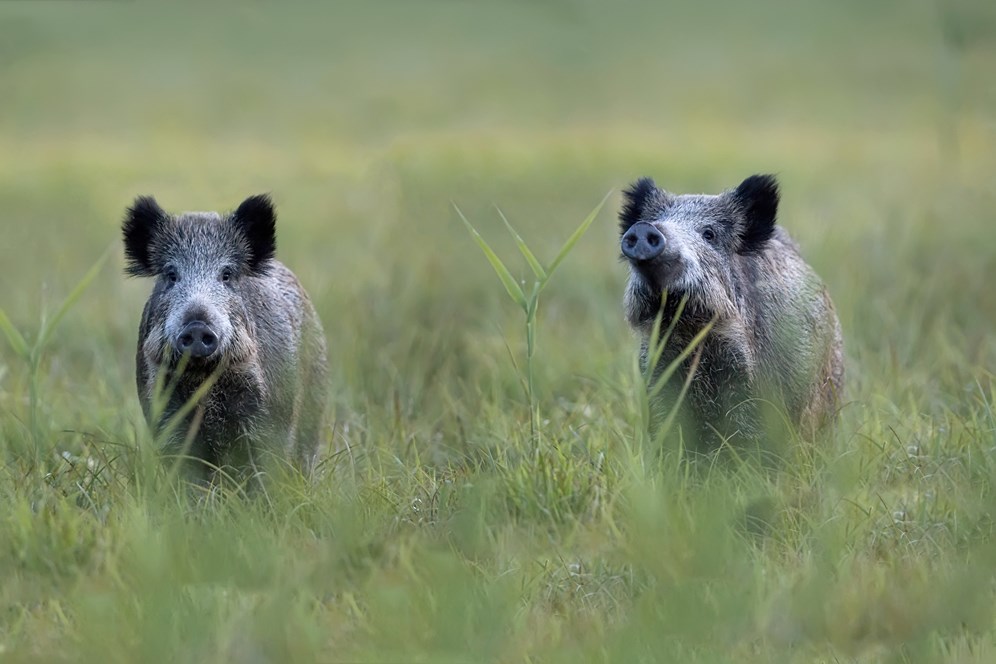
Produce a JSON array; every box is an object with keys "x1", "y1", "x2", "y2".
[
  {"x1": 620, "y1": 174, "x2": 843, "y2": 449},
  {"x1": 123, "y1": 194, "x2": 328, "y2": 482}
]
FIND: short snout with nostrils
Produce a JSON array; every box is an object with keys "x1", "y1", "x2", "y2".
[
  {"x1": 621, "y1": 221, "x2": 666, "y2": 262},
  {"x1": 176, "y1": 320, "x2": 219, "y2": 359}
]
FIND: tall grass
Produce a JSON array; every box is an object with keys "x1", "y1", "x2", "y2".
[
  {"x1": 456, "y1": 193, "x2": 608, "y2": 439},
  {"x1": 0, "y1": 249, "x2": 109, "y2": 461}
]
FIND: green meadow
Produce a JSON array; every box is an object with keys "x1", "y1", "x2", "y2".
[{"x1": 1, "y1": 1, "x2": 995, "y2": 661}]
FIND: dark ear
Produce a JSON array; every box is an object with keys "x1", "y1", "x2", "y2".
[
  {"x1": 619, "y1": 177, "x2": 658, "y2": 234},
  {"x1": 232, "y1": 194, "x2": 277, "y2": 274},
  {"x1": 734, "y1": 174, "x2": 779, "y2": 253},
  {"x1": 122, "y1": 196, "x2": 166, "y2": 276}
]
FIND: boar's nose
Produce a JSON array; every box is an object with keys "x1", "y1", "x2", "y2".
[
  {"x1": 177, "y1": 321, "x2": 219, "y2": 359},
  {"x1": 621, "y1": 222, "x2": 666, "y2": 262}
]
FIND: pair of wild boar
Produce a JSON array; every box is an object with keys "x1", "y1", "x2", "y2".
[{"x1": 123, "y1": 174, "x2": 843, "y2": 482}]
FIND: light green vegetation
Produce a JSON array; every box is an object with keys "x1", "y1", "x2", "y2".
[{"x1": 1, "y1": 1, "x2": 995, "y2": 661}]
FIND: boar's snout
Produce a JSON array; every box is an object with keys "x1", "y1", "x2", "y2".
[
  {"x1": 621, "y1": 222, "x2": 665, "y2": 262},
  {"x1": 176, "y1": 320, "x2": 219, "y2": 359}
]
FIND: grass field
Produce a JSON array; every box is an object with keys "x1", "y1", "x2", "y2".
[{"x1": 1, "y1": 1, "x2": 995, "y2": 661}]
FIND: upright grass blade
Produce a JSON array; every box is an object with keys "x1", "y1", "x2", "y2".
[
  {"x1": 637, "y1": 293, "x2": 708, "y2": 447},
  {"x1": 545, "y1": 190, "x2": 611, "y2": 282},
  {"x1": 659, "y1": 296, "x2": 688, "y2": 360},
  {"x1": 0, "y1": 308, "x2": 29, "y2": 359},
  {"x1": 458, "y1": 193, "x2": 608, "y2": 443},
  {"x1": 37, "y1": 246, "x2": 112, "y2": 351},
  {"x1": 643, "y1": 292, "x2": 690, "y2": 386},
  {"x1": 149, "y1": 352, "x2": 193, "y2": 429},
  {"x1": 0, "y1": 247, "x2": 111, "y2": 452},
  {"x1": 495, "y1": 206, "x2": 547, "y2": 281},
  {"x1": 454, "y1": 204, "x2": 527, "y2": 310},
  {"x1": 648, "y1": 317, "x2": 716, "y2": 402},
  {"x1": 156, "y1": 367, "x2": 223, "y2": 451},
  {"x1": 501, "y1": 336, "x2": 530, "y2": 400},
  {"x1": 655, "y1": 344, "x2": 705, "y2": 445}
]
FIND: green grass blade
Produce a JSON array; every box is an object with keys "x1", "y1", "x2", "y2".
[
  {"x1": 655, "y1": 344, "x2": 705, "y2": 444},
  {"x1": 495, "y1": 205, "x2": 547, "y2": 281},
  {"x1": 643, "y1": 295, "x2": 669, "y2": 384},
  {"x1": 660, "y1": 293, "x2": 688, "y2": 350},
  {"x1": 544, "y1": 190, "x2": 611, "y2": 283},
  {"x1": 37, "y1": 245, "x2": 112, "y2": 351},
  {"x1": 645, "y1": 292, "x2": 690, "y2": 382},
  {"x1": 156, "y1": 366, "x2": 223, "y2": 445},
  {"x1": 0, "y1": 308, "x2": 30, "y2": 359},
  {"x1": 649, "y1": 316, "x2": 717, "y2": 401},
  {"x1": 454, "y1": 204, "x2": 527, "y2": 310},
  {"x1": 501, "y1": 336, "x2": 530, "y2": 401}
]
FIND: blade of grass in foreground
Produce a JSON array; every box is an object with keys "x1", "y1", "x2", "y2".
[
  {"x1": 545, "y1": 190, "x2": 611, "y2": 282},
  {"x1": 37, "y1": 245, "x2": 112, "y2": 350},
  {"x1": 0, "y1": 308, "x2": 29, "y2": 359},
  {"x1": 495, "y1": 205, "x2": 547, "y2": 281},
  {"x1": 649, "y1": 317, "x2": 716, "y2": 402},
  {"x1": 454, "y1": 203, "x2": 527, "y2": 310}
]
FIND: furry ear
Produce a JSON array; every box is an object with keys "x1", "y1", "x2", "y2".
[
  {"x1": 619, "y1": 177, "x2": 659, "y2": 234},
  {"x1": 122, "y1": 196, "x2": 167, "y2": 277},
  {"x1": 733, "y1": 174, "x2": 779, "y2": 253},
  {"x1": 231, "y1": 194, "x2": 277, "y2": 274}
]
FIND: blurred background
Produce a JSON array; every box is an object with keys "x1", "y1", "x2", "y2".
[{"x1": 2, "y1": 1, "x2": 994, "y2": 433}]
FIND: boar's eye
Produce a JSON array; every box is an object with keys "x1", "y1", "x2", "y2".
[
  {"x1": 702, "y1": 227, "x2": 717, "y2": 243},
  {"x1": 164, "y1": 267, "x2": 179, "y2": 285},
  {"x1": 221, "y1": 267, "x2": 234, "y2": 283}
]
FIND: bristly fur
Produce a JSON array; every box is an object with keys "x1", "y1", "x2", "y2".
[
  {"x1": 619, "y1": 177, "x2": 659, "y2": 233},
  {"x1": 734, "y1": 174, "x2": 779, "y2": 254},
  {"x1": 123, "y1": 196, "x2": 167, "y2": 277},
  {"x1": 231, "y1": 194, "x2": 277, "y2": 274},
  {"x1": 620, "y1": 172, "x2": 844, "y2": 448},
  {"x1": 127, "y1": 194, "x2": 329, "y2": 482}
]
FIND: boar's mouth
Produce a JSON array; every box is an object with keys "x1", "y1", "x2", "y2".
[
  {"x1": 159, "y1": 345, "x2": 225, "y2": 376},
  {"x1": 176, "y1": 353, "x2": 222, "y2": 372},
  {"x1": 628, "y1": 255, "x2": 686, "y2": 292}
]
